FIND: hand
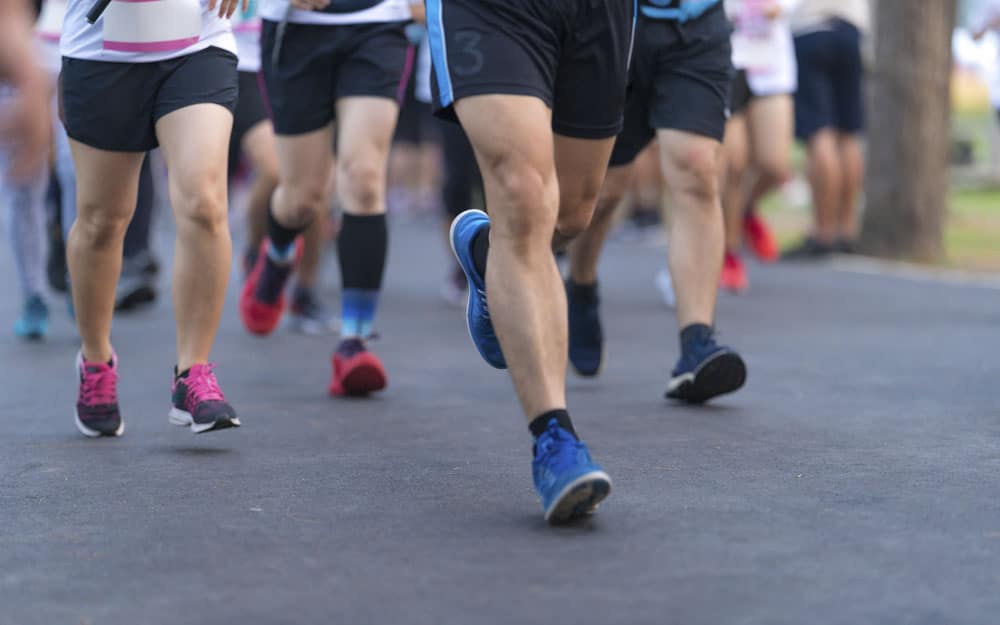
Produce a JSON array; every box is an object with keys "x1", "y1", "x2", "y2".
[
  {"x1": 410, "y1": 1, "x2": 425, "y2": 24},
  {"x1": 763, "y1": 1, "x2": 782, "y2": 20},
  {"x1": 0, "y1": 77, "x2": 50, "y2": 181},
  {"x1": 208, "y1": 0, "x2": 250, "y2": 18},
  {"x1": 289, "y1": 0, "x2": 331, "y2": 10}
]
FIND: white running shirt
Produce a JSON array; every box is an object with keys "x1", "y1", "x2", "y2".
[
  {"x1": 232, "y1": 7, "x2": 262, "y2": 72},
  {"x1": 726, "y1": 0, "x2": 798, "y2": 96},
  {"x1": 61, "y1": 0, "x2": 236, "y2": 63},
  {"x1": 258, "y1": 0, "x2": 409, "y2": 25}
]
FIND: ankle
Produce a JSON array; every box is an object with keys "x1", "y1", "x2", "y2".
[{"x1": 679, "y1": 323, "x2": 713, "y2": 354}]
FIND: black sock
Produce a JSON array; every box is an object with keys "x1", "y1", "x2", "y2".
[
  {"x1": 529, "y1": 409, "x2": 577, "y2": 440},
  {"x1": 680, "y1": 323, "x2": 713, "y2": 355},
  {"x1": 338, "y1": 213, "x2": 388, "y2": 291},
  {"x1": 471, "y1": 225, "x2": 489, "y2": 277},
  {"x1": 267, "y1": 207, "x2": 304, "y2": 252},
  {"x1": 566, "y1": 279, "x2": 598, "y2": 301},
  {"x1": 174, "y1": 366, "x2": 190, "y2": 380}
]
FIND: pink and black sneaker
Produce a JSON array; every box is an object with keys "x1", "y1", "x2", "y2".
[
  {"x1": 169, "y1": 363, "x2": 240, "y2": 434},
  {"x1": 75, "y1": 351, "x2": 124, "y2": 438}
]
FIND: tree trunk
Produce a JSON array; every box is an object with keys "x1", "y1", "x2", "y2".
[{"x1": 860, "y1": 0, "x2": 957, "y2": 261}]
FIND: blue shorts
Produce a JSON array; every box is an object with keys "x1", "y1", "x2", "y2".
[{"x1": 793, "y1": 19, "x2": 865, "y2": 141}]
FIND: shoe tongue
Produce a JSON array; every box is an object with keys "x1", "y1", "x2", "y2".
[{"x1": 85, "y1": 365, "x2": 104, "y2": 374}]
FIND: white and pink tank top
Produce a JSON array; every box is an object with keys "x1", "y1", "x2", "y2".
[
  {"x1": 258, "y1": 0, "x2": 410, "y2": 26},
  {"x1": 232, "y1": 4, "x2": 261, "y2": 73},
  {"x1": 61, "y1": 0, "x2": 236, "y2": 63},
  {"x1": 726, "y1": 0, "x2": 798, "y2": 96}
]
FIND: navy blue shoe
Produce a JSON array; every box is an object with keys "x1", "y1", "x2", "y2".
[
  {"x1": 567, "y1": 281, "x2": 603, "y2": 377},
  {"x1": 449, "y1": 210, "x2": 506, "y2": 369},
  {"x1": 532, "y1": 419, "x2": 611, "y2": 524},
  {"x1": 665, "y1": 333, "x2": 746, "y2": 404}
]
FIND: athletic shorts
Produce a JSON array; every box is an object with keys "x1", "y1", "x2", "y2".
[
  {"x1": 730, "y1": 69, "x2": 752, "y2": 116},
  {"x1": 427, "y1": 0, "x2": 635, "y2": 139},
  {"x1": 229, "y1": 71, "x2": 270, "y2": 177},
  {"x1": 260, "y1": 20, "x2": 411, "y2": 136},
  {"x1": 610, "y1": 5, "x2": 733, "y2": 167},
  {"x1": 60, "y1": 46, "x2": 238, "y2": 152},
  {"x1": 793, "y1": 18, "x2": 865, "y2": 141}
]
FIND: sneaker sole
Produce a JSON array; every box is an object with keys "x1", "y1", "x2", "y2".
[
  {"x1": 666, "y1": 351, "x2": 747, "y2": 405},
  {"x1": 331, "y1": 364, "x2": 388, "y2": 397},
  {"x1": 544, "y1": 470, "x2": 613, "y2": 525},
  {"x1": 449, "y1": 210, "x2": 506, "y2": 370},
  {"x1": 74, "y1": 409, "x2": 124, "y2": 438},
  {"x1": 169, "y1": 407, "x2": 241, "y2": 434}
]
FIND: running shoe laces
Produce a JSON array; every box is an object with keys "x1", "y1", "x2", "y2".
[
  {"x1": 475, "y1": 288, "x2": 491, "y2": 320},
  {"x1": 183, "y1": 364, "x2": 226, "y2": 409},
  {"x1": 535, "y1": 420, "x2": 586, "y2": 476},
  {"x1": 81, "y1": 364, "x2": 117, "y2": 406}
]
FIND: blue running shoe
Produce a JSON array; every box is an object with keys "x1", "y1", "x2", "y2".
[
  {"x1": 449, "y1": 210, "x2": 506, "y2": 369},
  {"x1": 666, "y1": 333, "x2": 746, "y2": 404},
  {"x1": 566, "y1": 280, "x2": 603, "y2": 377},
  {"x1": 13, "y1": 294, "x2": 49, "y2": 341},
  {"x1": 532, "y1": 418, "x2": 612, "y2": 524}
]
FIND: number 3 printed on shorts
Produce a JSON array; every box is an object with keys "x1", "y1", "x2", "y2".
[{"x1": 452, "y1": 30, "x2": 484, "y2": 77}]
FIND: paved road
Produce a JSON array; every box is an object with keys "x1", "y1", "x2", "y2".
[{"x1": 2, "y1": 221, "x2": 999, "y2": 625}]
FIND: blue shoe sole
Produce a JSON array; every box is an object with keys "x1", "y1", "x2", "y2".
[
  {"x1": 544, "y1": 470, "x2": 612, "y2": 525},
  {"x1": 666, "y1": 350, "x2": 747, "y2": 404},
  {"x1": 449, "y1": 210, "x2": 506, "y2": 369}
]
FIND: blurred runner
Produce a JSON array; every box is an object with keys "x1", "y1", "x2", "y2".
[
  {"x1": 783, "y1": 0, "x2": 869, "y2": 259},
  {"x1": 719, "y1": 0, "x2": 797, "y2": 291}
]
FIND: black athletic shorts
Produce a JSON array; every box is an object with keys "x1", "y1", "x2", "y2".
[
  {"x1": 610, "y1": 5, "x2": 733, "y2": 167},
  {"x1": 427, "y1": 0, "x2": 635, "y2": 139},
  {"x1": 729, "y1": 69, "x2": 752, "y2": 116},
  {"x1": 260, "y1": 20, "x2": 410, "y2": 136},
  {"x1": 793, "y1": 18, "x2": 865, "y2": 141},
  {"x1": 229, "y1": 71, "x2": 270, "y2": 176},
  {"x1": 60, "y1": 46, "x2": 238, "y2": 152}
]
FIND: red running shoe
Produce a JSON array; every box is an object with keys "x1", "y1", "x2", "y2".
[
  {"x1": 239, "y1": 238, "x2": 302, "y2": 336},
  {"x1": 330, "y1": 338, "x2": 388, "y2": 397},
  {"x1": 720, "y1": 252, "x2": 749, "y2": 293},
  {"x1": 743, "y1": 212, "x2": 779, "y2": 263}
]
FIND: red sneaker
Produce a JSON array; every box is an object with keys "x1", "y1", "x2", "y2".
[
  {"x1": 720, "y1": 252, "x2": 749, "y2": 293},
  {"x1": 330, "y1": 338, "x2": 388, "y2": 397},
  {"x1": 239, "y1": 238, "x2": 302, "y2": 336},
  {"x1": 743, "y1": 212, "x2": 779, "y2": 263}
]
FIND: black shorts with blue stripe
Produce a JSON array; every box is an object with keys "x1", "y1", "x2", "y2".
[{"x1": 427, "y1": 0, "x2": 636, "y2": 140}]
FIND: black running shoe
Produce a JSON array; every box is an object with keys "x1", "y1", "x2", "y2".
[
  {"x1": 666, "y1": 332, "x2": 746, "y2": 404},
  {"x1": 781, "y1": 237, "x2": 834, "y2": 261},
  {"x1": 567, "y1": 280, "x2": 603, "y2": 377}
]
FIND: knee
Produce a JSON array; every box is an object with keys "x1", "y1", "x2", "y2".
[
  {"x1": 757, "y1": 157, "x2": 791, "y2": 186},
  {"x1": 670, "y1": 144, "x2": 721, "y2": 206},
  {"x1": 556, "y1": 176, "x2": 605, "y2": 240},
  {"x1": 71, "y1": 206, "x2": 131, "y2": 249},
  {"x1": 338, "y1": 156, "x2": 384, "y2": 214},
  {"x1": 279, "y1": 182, "x2": 327, "y2": 225},
  {"x1": 174, "y1": 178, "x2": 228, "y2": 235},
  {"x1": 487, "y1": 157, "x2": 558, "y2": 244}
]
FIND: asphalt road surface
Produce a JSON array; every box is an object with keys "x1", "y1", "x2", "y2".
[{"x1": 2, "y1": 221, "x2": 999, "y2": 625}]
